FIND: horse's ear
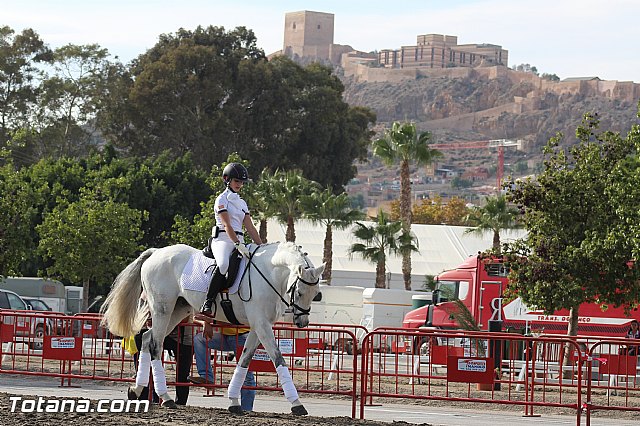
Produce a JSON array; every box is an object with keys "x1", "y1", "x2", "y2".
[{"x1": 316, "y1": 263, "x2": 326, "y2": 275}]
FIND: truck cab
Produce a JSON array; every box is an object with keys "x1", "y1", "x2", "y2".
[
  {"x1": 403, "y1": 255, "x2": 508, "y2": 331},
  {"x1": 404, "y1": 254, "x2": 640, "y2": 342}
]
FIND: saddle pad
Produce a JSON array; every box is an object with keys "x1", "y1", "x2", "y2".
[{"x1": 180, "y1": 250, "x2": 249, "y2": 294}]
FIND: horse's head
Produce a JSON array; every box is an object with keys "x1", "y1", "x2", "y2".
[{"x1": 286, "y1": 262, "x2": 325, "y2": 328}]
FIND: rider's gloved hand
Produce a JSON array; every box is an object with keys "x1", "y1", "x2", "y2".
[{"x1": 235, "y1": 241, "x2": 250, "y2": 258}]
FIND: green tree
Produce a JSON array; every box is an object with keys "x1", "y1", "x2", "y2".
[
  {"x1": 349, "y1": 210, "x2": 419, "y2": 289},
  {"x1": 465, "y1": 194, "x2": 521, "y2": 252},
  {"x1": 272, "y1": 62, "x2": 375, "y2": 190},
  {"x1": 451, "y1": 176, "x2": 472, "y2": 189},
  {"x1": 301, "y1": 188, "x2": 365, "y2": 283},
  {"x1": 0, "y1": 161, "x2": 40, "y2": 275},
  {"x1": 0, "y1": 26, "x2": 52, "y2": 150},
  {"x1": 98, "y1": 31, "x2": 374, "y2": 188},
  {"x1": 248, "y1": 168, "x2": 280, "y2": 243},
  {"x1": 541, "y1": 73, "x2": 560, "y2": 82},
  {"x1": 169, "y1": 155, "x2": 249, "y2": 247},
  {"x1": 37, "y1": 194, "x2": 147, "y2": 310},
  {"x1": 503, "y1": 111, "x2": 640, "y2": 339},
  {"x1": 83, "y1": 150, "x2": 211, "y2": 248},
  {"x1": 373, "y1": 121, "x2": 442, "y2": 290},
  {"x1": 97, "y1": 25, "x2": 265, "y2": 170},
  {"x1": 392, "y1": 195, "x2": 470, "y2": 225},
  {"x1": 262, "y1": 169, "x2": 319, "y2": 242},
  {"x1": 34, "y1": 44, "x2": 111, "y2": 159}
]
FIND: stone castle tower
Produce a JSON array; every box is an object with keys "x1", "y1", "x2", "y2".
[{"x1": 283, "y1": 11, "x2": 335, "y2": 63}]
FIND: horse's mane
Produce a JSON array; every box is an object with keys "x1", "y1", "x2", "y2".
[{"x1": 270, "y1": 241, "x2": 306, "y2": 268}]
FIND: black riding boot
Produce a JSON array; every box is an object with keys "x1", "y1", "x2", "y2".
[{"x1": 200, "y1": 268, "x2": 227, "y2": 315}]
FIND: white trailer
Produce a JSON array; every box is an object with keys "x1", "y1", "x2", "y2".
[
  {"x1": 0, "y1": 277, "x2": 66, "y2": 313},
  {"x1": 309, "y1": 284, "x2": 431, "y2": 353},
  {"x1": 64, "y1": 286, "x2": 83, "y2": 314},
  {"x1": 309, "y1": 284, "x2": 364, "y2": 326}
]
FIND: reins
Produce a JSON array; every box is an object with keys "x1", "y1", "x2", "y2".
[{"x1": 237, "y1": 245, "x2": 319, "y2": 318}]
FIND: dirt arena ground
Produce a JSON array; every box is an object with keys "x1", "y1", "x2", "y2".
[{"x1": 0, "y1": 392, "x2": 429, "y2": 426}]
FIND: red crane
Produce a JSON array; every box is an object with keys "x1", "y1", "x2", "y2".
[{"x1": 429, "y1": 139, "x2": 521, "y2": 190}]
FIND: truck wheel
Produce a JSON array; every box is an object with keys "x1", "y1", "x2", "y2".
[
  {"x1": 345, "y1": 341, "x2": 354, "y2": 355},
  {"x1": 30, "y1": 325, "x2": 45, "y2": 350},
  {"x1": 333, "y1": 338, "x2": 354, "y2": 355},
  {"x1": 413, "y1": 337, "x2": 430, "y2": 356}
]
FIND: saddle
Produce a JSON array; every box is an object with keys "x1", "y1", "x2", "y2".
[
  {"x1": 202, "y1": 237, "x2": 243, "y2": 324},
  {"x1": 202, "y1": 237, "x2": 243, "y2": 287}
]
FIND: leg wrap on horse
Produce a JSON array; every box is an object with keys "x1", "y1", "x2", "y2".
[
  {"x1": 227, "y1": 366, "x2": 249, "y2": 400},
  {"x1": 276, "y1": 365, "x2": 299, "y2": 403},
  {"x1": 151, "y1": 359, "x2": 168, "y2": 396},
  {"x1": 135, "y1": 352, "x2": 151, "y2": 387}
]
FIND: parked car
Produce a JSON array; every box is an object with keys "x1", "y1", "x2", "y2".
[
  {"x1": 24, "y1": 298, "x2": 53, "y2": 312},
  {"x1": 0, "y1": 289, "x2": 54, "y2": 350}
]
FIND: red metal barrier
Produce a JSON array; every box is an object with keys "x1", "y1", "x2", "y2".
[
  {"x1": 360, "y1": 329, "x2": 586, "y2": 424},
  {"x1": 584, "y1": 339, "x2": 640, "y2": 424},
  {"x1": 0, "y1": 311, "x2": 361, "y2": 416},
  {"x1": 2, "y1": 309, "x2": 639, "y2": 424},
  {"x1": 198, "y1": 324, "x2": 360, "y2": 417}
]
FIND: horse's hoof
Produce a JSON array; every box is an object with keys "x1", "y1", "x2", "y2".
[
  {"x1": 161, "y1": 399, "x2": 178, "y2": 409},
  {"x1": 291, "y1": 405, "x2": 308, "y2": 416},
  {"x1": 127, "y1": 387, "x2": 139, "y2": 400},
  {"x1": 228, "y1": 405, "x2": 245, "y2": 415}
]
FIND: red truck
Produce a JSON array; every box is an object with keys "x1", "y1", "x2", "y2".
[{"x1": 403, "y1": 254, "x2": 640, "y2": 353}]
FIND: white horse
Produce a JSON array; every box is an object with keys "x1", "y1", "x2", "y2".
[{"x1": 100, "y1": 242, "x2": 324, "y2": 415}]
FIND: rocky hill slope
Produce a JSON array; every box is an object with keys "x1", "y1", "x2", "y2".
[{"x1": 341, "y1": 66, "x2": 639, "y2": 154}]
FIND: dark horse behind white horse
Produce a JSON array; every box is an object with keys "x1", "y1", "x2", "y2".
[{"x1": 100, "y1": 242, "x2": 324, "y2": 415}]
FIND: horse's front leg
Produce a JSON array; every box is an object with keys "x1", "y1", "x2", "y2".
[
  {"x1": 227, "y1": 330, "x2": 259, "y2": 415},
  {"x1": 253, "y1": 324, "x2": 307, "y2": 416}
]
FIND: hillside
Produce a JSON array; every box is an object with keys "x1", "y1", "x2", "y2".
[
  {"x1": 342, "y1": 65, "x2": 638, "y2": 150},
  {"x1": 339, "y1": 66, "x2": 639, "y2": 202}
]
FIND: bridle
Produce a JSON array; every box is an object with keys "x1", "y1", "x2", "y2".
[
  {"x1": 238, "y1": 245, "x2": 319, "y2": 319},
  {"x1": 285, "y1": 269, "x2": 319, "y2": 319}
]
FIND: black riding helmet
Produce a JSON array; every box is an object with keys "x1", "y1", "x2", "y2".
[{"x1": 222, "y1": 162, "x2": 249, "y2": 185}]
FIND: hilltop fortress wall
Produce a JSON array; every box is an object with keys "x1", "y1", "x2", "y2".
[{"x1": 346, "y1": 61, "x2": 640, "y2": 104}]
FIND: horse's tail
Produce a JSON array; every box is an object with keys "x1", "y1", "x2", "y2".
[{"x1": 100, "y1": 248, "x2": 157, "y2": 338}]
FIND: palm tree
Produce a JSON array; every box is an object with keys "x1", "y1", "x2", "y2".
[
  {"x1": 349, "y1": 210, "x2": 419, "y2": 289},
  {"x1": 372, "y1": 121, "x2": 442, "y2": 290},
  {"x1": 301, "y1": 188, "x2": 365, "y2": 283},
  {"x1": 249, "y1": 169, "x2": 281, "y2": 243},
  {"x1": 465, "y1": 194, "x2": 522, "y2": 253},
  {"x1": 265, "y1": 169, "x2": 319, "y2": 242}
]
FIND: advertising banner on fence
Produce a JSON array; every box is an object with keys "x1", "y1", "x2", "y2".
[
  {"x1": 43, "y1": 336, "x2": 83, "y2": 361},
  {"x1": 239, "y1": 338, "x2": 308, "y2": 372},
  {"x1": 447, "y1": 356, "x2": 495, "y2": 384}
]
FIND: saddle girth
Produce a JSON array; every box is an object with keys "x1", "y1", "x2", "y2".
[{"x1": 219, "y1": 291, "x2": 242, "y2": 325}]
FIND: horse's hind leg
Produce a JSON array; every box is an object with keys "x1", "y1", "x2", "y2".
[
  {"x1": 130, "y1": 328, "x2": 153, "y2": 399},
  {"x1": 150, "y1": 303, "x2": 192, "y2": 408},
  {"x1": 131, "y1": 307, "x2": 180, "y2": 408},
  {"x1": 227, "y1": 330, "x2": 260, "y2": 414}
]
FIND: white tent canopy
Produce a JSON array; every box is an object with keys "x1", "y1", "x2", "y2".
[{"x1": 265, "y1": 219, "x2": 527, "y2": 290}]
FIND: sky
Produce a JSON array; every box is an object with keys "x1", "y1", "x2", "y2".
[{"x1": 4, "y1": 0, "x2": 640, "y2": 82}]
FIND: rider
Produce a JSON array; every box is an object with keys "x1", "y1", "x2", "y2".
[{"x1": 201, "y1": 162, "x2": 263, "y2": 315}]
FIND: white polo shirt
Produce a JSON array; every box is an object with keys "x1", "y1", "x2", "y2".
[{"x1": 213, "y1": 187, "x2": 249, "y2": 235}]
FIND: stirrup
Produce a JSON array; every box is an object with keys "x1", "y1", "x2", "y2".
[{"x1": 200, "y1": 298, "x2": 215, "y2": 315}]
